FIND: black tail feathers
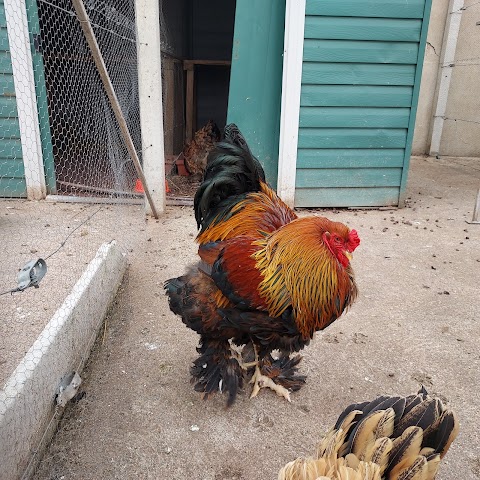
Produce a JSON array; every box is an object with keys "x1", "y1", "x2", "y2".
[{"x1": 194, "y1": 123, "x2": 266, "y2": 230}]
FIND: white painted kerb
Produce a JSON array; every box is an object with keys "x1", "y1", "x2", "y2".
[{"x1": 0, "y1": 241, "x2": 127, "y2": 480}]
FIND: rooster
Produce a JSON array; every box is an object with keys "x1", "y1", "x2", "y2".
[
  {"x1": 165, "y1": 124, "x2": 360, "y2": 405},
  {"x1": 278, "y1": 387, "x2": 459, "y2": 480}
]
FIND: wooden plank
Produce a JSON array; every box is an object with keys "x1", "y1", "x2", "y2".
[
  {"x1": 185, "y1": 64, "x2": 194, "y2": 143},
  {"x1": 184, "y1": 60, "x2": 231, "y2": 67},
  {"x1": 0, "y1": 51, "x2": 13, "y2": 73},
  {"x1": 0, "y1": 117, "x2": 20, "y2": 138},
  {"x1": 0, "y1": 138, "x2": 22, "y2": 158},
  {"x1": 0, "y1": 95, "x2": 17, "y2": 117},
  {"x1": 305, "y1": 0, "x2": 425, "y2": 19},
  {"x1": 303, "y1": 39, "x2": 419, "y2": 64},
  {"x1": 304, "y1": 16, "x2": 422, "y2": 42},
  {"x1": 301, "y1": 85, "x2": 413, "y2": 107},
  {"x1": 296, "y1": 148, "x2": 405, "y2": 168},
  {"x1": 296, "y1": 167, "x2": 403, "y2": 188},
  {"x1": 298, "y1": 128, "x2": 407, "y2": 149},
  {"x1": 0, "y1": 158, "x2": 24, "y2": 176},
  {"x1": 300, "y1": 107, "x2": 411, "y2": 128},
  {"x1": 0, "y1": 177, "x2": 27, "y2": 197},
  {"x1": 295, "y1": 186, "x2": 400, "y2": 207},
  {"x1": 302, "y1": 63, "x2": 416, "y2": 86}
]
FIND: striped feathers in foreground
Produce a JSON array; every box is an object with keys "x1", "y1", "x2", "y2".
[{"x1": 278, "y1": 388, "x2": 459, "y2": 480}]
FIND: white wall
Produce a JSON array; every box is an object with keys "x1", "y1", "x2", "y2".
[{"x1": 413, "y1": 1, "x2": 480, "y2": 157}]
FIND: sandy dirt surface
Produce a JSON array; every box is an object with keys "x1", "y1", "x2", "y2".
[
  {"x1": 0, "y1": 201, "x2": 144, "y2": 385},
  {"x1": 30, "y1": 156, "x2": 480, "y2": 479}
]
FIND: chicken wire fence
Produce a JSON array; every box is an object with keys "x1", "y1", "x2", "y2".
[{"x1": 0, "y1": 0, "x2": 166, "y2": 477}]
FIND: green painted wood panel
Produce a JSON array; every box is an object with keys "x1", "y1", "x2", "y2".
[
  {"x1": 303, "y1": 39, "x2": 419, "y2": 64},
  {"x1": 0, "y1": 74, "x2": 15, "y2": 94},
  {"x1": 295, "y1": 0, "x2": 432, "y2": 207},
  {"x1": 304, "y1": 17, "x2": 422, "y2": 42},
  {"x1": 0, "y1": 0, "x2": 25, "y2": 198},
  {"x1": 0, "y1": 139, "x2": 22, "y2": 158},
  {"x1": 0, "y1": 26, "x2": 8, "y2": 51},
  {"x1": 227, "y1": 0, "x2": 286, "y2": 188},
  {"x1": 301, "y1": 85, "x2": 414, "y2": 107},
  {"x1": 0, "y1": 117, "x2": 20, "y2": 138},
  {"x1": 295, "y1": 187, "x2": 400, "y2": 208},
  {"x1": 0, "y1": 177, "x2": 27, "y2": 197},
  {"x1": 298, "y1": 128, "x2": 407, "y2": 149},
  {"x1": 302, "y1": 63, "x2": 416, "y2": 86},
  {"x1": 0, "y1": 52, "x2": 13, "y2": 73},
  {"x1": 306, "y1": 0, "x2": 425, "y2": 19},
  {"x1": 0, "y1": 96, "x2": 18, "y2": 117},
  {"x1": 300, "y1": 107, "x2": 410, "y2": 128},
  {"x1": 296, "y1": 167, "x2": 402, "y2": 188},
  {"x1": 297, "y1": 149, "x2": 405, "y2": 169},
  {"x1": 0, "y1": 158, "x2": 24, "y2": 177}
]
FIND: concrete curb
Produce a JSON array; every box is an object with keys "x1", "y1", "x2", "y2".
[{"x1": 0, "y1": 241, "x2": 127, "y2": 480}]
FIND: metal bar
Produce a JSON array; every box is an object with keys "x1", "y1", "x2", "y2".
[
  {"x1": 71, "y1": 0, "x2": 160, "y2": 218},
  {"x1": 466, "y1": 188, "x2": 480, "y2": 224}
]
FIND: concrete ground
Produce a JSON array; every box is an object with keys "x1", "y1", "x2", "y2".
[
  {"x1": 32, "y1": 156, "x2": 480, "y2": 480},
  {"x1": 0, "y1": 201, "x2": 143, "y2": 387}
]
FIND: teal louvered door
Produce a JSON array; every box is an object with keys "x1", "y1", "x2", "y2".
[{"x1": 296, "y1": 0, "x2": 433, "y2": 207}]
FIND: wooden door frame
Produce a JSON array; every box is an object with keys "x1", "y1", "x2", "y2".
[{"x1": 277, "y1": 0, "x2": 306, "y2": 208}]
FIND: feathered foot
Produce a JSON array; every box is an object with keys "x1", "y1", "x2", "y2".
[
  {"x1": 260, "y1": 354, "x2": 306, "y2": 392},
  {"x1": 247, "y1": 346, "x2": 304, "y2": 402},
  {"x1": 250, "y1": 365, "x2": 292, "y2": 402},
  {"x1": 190, "y1": 337, "x2": 243, "y2": 406}
]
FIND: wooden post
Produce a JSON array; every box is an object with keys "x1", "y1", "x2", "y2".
[
  {"x1": 163, "y1": 57, "x2": 175, "y2": 156},
  {"x1": 135, "y1": 0, "x2": 166, "y2": 215},
  {"x1": 277, "y1": 0, "x2": 306, "y2": 208},
  {"x1": 72, "y1": 0, "x2": 162, "y2": 218},
  {"x1": 4, "y1": 0, "x2": 46, "y2": 200},
  {"x1": 185, "y1": 62, "x2": 195, "y2": 143}
]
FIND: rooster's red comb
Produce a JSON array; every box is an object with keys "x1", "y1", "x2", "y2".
[{"x1": 347, "y1": 229, "x2": 360, "y2": 252}]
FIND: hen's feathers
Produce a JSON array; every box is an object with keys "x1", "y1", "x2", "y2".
[
  {"x1": 183, "y1": 119, "x2": 220, "y2": 176},
  {"x1": 278, "y1": 389, "x2": 459, "y2": 480}
]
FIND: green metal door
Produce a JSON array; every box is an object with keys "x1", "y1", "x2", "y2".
[
  {"x1": 227, "y1": 0, "x2": 286, "y2": 187},
  {"x1": 296, "y1": 0, "x2": 433, "y2": 207}
]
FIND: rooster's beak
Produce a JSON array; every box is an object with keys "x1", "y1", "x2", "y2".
[{"x1": 344, "y1": 251, "x2": 353, "y2": 262}]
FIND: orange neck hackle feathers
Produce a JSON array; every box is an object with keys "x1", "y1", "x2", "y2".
[
  {"x1": 253, "y1": 216, "x2": 358, "y2": 338},
  {"x1": 196, "y1": 182, "x2": 297, "y2": 245}
]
